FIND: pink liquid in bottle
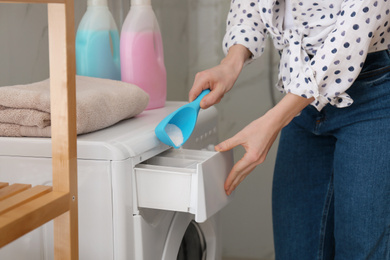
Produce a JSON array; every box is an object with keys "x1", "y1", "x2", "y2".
[{"x1": 120, "y1": 31, "x2": 167, "y2": 110}]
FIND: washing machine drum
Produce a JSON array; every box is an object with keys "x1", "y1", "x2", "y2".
[{"x1": 177, "y1": 221, "x2": 207, "y2": 260}]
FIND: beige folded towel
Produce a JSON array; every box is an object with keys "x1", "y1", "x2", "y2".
[{"x1": 0, "y1": 76, "x2": 149, "y2": 137}]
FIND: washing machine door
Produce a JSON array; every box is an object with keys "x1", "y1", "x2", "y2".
[
  {"x1": 162, "y1": 212, "x2": 220, "y2": 260},
  {"x1": 177, "y1": 221, "x2": 207, "y2": 260}
]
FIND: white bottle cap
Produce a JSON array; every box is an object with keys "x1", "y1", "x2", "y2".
[
  {"x1": 87, "y1": 0, "x2": 108, "y2": 6},
  {"x1": 131, "y1": 0, "x2": 151, "y2": 6}
]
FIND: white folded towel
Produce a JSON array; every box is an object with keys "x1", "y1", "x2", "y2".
[{"x1": 0, "y1": 76, "x2": 149, "y2": 137}]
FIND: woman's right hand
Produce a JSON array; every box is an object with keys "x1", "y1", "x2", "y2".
[{"x1": 189, "y1": 44, "x2": 252, "y2": 109}]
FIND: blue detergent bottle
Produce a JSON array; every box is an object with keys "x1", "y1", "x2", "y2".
[{"x1": 76, "y1": 0, "x2": 121, "y2": 80}]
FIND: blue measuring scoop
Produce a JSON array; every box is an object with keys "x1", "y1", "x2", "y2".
[{"x1": 155, "y1": 89, "x2": 210, "y2": 148}]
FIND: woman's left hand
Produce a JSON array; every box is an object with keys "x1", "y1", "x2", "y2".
[
  {"x1": 215, "y1": 113, "x2": 281, "y2": 196},
  {"x1": 215, "y1": 93, "x2": 315, "y2": 196}
]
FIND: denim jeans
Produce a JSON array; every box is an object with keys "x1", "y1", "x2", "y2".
[{"x1": 273, "y1": 50, "x2": 390, "y2": 260}]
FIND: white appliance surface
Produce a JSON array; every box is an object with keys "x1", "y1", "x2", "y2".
[{"x1": 0, "y1": 101, "x2": 233, "y2": 260}]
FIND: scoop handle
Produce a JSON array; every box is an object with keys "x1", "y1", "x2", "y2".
[{"x1": 190, "y1": 89, "x2": 211, "y2": 111}]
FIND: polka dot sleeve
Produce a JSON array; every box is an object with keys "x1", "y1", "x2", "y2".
[
  {"x1": 223, "y1": 0, "x2": 267, "y2": 60},
  {"x1": 309, "y1": 0, "x2": 390, "y2": 110}
]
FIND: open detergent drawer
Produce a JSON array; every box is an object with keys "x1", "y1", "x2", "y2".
[{"x1": 134, "y1": 149, "x2": 233, "y2": 223}]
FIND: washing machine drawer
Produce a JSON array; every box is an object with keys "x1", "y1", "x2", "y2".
[{"x1": 134, "y1": 149, "x2": 233, "y2": 222}]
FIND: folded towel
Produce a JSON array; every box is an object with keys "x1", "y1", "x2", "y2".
[{"x1": 0, "y1": 76, "x2": 149, "y2": 137}]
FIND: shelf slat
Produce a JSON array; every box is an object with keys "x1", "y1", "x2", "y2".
[
  {"x1": 0, "y1": 191, "x2": 69, "y2": 247},
  {"x1": 0, "y1": 185, "x2": 52, "y2": 215},
  {"x1": 0, "y1": 184, "x2": 31, "y2": 201}
]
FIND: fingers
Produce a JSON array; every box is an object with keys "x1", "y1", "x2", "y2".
[
  {"x1": 189, "y1": 67, "x2": 231, "y2": 109},
  {"x1": 216, "y1": 134, "x2": 260, "y2": 196},
  {"x1": 201, "y1": 87, "x2": 225, "y2": 109},
  {"x1": 215, "y1": 134, "x2": 253, "y2": 195},
  {"x1": 189, "y1": 72, "x2": 221, "y2": 109},
  {"x1": 189, "y1": 72, "x2": 208, "y2": 103},
  {"x1": 215, "y1": 134, "x2": 241, "y2": 152},
  {"x1": 216, "y1": 114, "x2": 281, "y2": 196},
  {"x1": 224, "y1": 153, "x2": 259, "y2": 195}
]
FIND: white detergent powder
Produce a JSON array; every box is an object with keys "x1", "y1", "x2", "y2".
[{"x1": 165, "y1": 124, "x2": 184, "y2": 147}]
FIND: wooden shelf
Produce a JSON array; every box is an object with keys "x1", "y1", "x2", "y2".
[
  {"x1": 0, "y1": 183, "x2": 70, "y2": 247},
  {"x1": 0, "y1": 0, "x2": 78, "y2": 259}
]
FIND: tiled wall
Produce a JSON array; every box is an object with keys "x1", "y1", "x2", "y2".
[{"x1": 0, "y1": 0, "x2": 281, "y2": 258}]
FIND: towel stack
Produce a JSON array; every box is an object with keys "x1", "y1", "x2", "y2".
[{"x1": 0, "y1": 76, "x2": 149, "y2": 137}]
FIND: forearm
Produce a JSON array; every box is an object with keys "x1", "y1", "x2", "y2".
[
  {"x1": 265, "y1": 93, "x2": 314, "y2": 130},
  {"x1": 221, "y1": 44, "x2": 252, "y2": 75},
  {"x1": 189, "y1": 44, "x2": 252, "y2": 106}
]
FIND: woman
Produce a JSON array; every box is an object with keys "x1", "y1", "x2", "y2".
[{"x1": 189, "y1": 0, "x2": 390, "y2": 259}]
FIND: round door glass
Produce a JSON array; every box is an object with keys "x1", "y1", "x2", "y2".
[{"x1": 177, "y1": 221, "x2": 206, "y2": 260}]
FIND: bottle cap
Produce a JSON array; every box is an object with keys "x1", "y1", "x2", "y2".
[
  {"x1": 87, "y1": 0, "x2": 108, "y2": 6},
  {"x1": 131, "y1": 0, "x2": 151, "y2": 5}
]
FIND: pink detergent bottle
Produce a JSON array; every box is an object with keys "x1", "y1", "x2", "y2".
[{"x1": 120, "y1": 0, "x2": 167, "y2": 110}]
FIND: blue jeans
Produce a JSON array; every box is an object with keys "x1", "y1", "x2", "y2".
[{"x1": 273, "y1": 50, "x2": 390, "y2": 260}]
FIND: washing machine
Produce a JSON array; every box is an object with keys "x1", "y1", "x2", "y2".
[{"x1": 0, "y1": 101, "x2": 233, "y2": 260}]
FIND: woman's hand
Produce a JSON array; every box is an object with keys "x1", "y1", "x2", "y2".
[
  {"x1": 189, "y1": 45, "x2": 251, "y2": 109},
  {"x1": 216, "y1": 93, "x2": 315, "y2": 195},
  {"x1": 215, "y1": 113, "x2": 281, "y2": 196}
]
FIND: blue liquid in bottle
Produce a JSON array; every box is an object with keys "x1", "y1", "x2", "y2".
[{"x1": 76, "y1": 30, "x2": 121, "y2": 80}]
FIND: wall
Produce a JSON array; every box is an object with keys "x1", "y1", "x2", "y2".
[
  {"x1": 0, "y1": 0, "x2": 282, "y2": 259},
  {"x1": 152, "y1": 0, "x2": 190, "y2": 102},
  {"x1": 0, "y1": 2, "x2": 86, "y2": 87}
]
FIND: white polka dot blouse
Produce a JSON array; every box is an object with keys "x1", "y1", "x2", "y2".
[{"x1": 223, "y1": 0, "x2": 390, "y2": 110}]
